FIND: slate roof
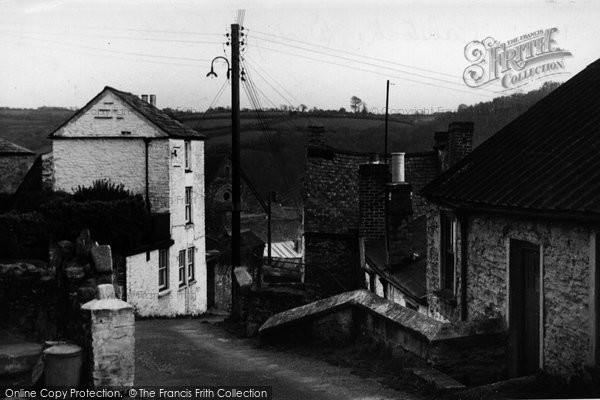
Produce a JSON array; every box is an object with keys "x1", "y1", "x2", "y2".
[
  {"x1": 49, "y1": 86, "x2": 206, "y2": 140},
  {"x1": 0, "y1": 138, "x2": 34, "y2": 155},
  {"x1": 422, "y1": 59, "x2": 600, "y2": 218},
  {"x1": 365, "y1": 242, "x2": 427, "y2": 303}
]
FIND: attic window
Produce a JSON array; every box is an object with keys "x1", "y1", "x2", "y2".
[
  {"x1": 103, "y1": 101, "x2": 114, "y2": 105},
  {"x1": 121, "y1": 131, "x2": 132, "y2": 135},
  {"x1": 94, "y1": 109, "x2": 112, "y2": 119}
]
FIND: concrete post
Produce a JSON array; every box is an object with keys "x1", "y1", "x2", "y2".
[{"x1": 81, "y1": 284, "x2": 134, "y2": 387}]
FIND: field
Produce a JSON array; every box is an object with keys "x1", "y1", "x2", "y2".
[{"x1": 0, "y1": 81, "x2": 561, "y2": 207}]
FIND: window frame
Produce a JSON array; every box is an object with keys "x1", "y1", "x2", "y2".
[
  {"x1": 178, "y1": 249, "x2": 186, "y2": 287},
  {"x1": 440, "y1": 211, "x2": 458, "y2": 294},
  {"x1": 184, "y1": 140, "x2": 192, "y2": 172},
  {"x1": 187, "y1": 247, "x2": 195, "y2": 282},
  {"x1": 185, "y1": 187, "x2": 193, "y2": 224},
  {"x1": 158, "y1": 248, "x2": 169, "y2": 291}
]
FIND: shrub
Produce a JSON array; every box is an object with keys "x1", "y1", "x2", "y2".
[
  {"x1": 72, "y1": 179, "x2": 134, "y2": 202},
  {"x1": 40, "y1": 196, "x2": 150, "y2": 255},
  {"x1": 0, "y1": 212, "x2": 48, "y2": 259}
]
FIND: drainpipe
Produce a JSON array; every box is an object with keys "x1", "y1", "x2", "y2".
[
  {"x1": 458, "y1": 210, "x2": 469, "y2": 321},
  {"x1": 143, "y1": 138, "x2": 151, "y2": 213}
]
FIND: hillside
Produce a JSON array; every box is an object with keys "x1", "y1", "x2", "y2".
[{"x1": 0, "y1": 82, "x2": 561, "y2": 208}]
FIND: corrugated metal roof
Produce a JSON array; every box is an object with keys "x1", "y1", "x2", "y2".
[
  {"x1": 263, "y1": 241, "x2": 302, "y2": 259},
  {"x1": 0, "y1": 138, "x2": 34, "y2": 155},
  {"x1": 422, "y1": 58, "x2": 600, "y2": 217}
]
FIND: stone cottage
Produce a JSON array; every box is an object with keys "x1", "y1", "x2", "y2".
[
  {"x1": 421, "y1": 59, "x2": 600, "y2": 378},
  {"x1": 49, "y1": 86, "x2": 207, "y2": 317},
  {"x1": 0, "y1": 138, "x2": 35, "y2": 195}
]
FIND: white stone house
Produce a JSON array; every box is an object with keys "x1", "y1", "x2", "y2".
[{"x1": 50, "y1": 86, "x2": 207, "y2": 317}]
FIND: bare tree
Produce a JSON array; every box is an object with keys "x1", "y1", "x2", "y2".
[{"x1": 350, "y1": 96, "x2": 362, "y2": 113}]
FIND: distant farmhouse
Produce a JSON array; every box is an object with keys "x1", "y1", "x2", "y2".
[
  {"x1": 0, "y1": 138, "x2": 35, "y2": 195},
  {"x1": 49, "y1": 86, "x2": 207, "y2": 317},
  {"x1": 422, "y1": 59, "x2": 600, "y2": 377}
]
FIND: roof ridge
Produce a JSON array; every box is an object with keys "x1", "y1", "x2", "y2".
[{"x1": 0, "y1": 137, "x2": 35, "y2": 154}]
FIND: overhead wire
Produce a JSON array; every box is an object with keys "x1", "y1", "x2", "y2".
[
  {"x1": 250, "y1": 35, "x2": 488, "y2": 94},
  {"x1": 250, "y1": 28, "x2": 459, "y2": 79},
  {"x1": 250, "y1": 43, "x2": 494, "y2": 99}
]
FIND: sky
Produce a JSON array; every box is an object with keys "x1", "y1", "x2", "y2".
[{"x1": 1, "y1": 0, "x2": 599, "y2": 112}]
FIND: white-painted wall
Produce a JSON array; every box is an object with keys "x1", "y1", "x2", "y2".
[
  {"x1": 53, "y1": 89, "x2": 207, "y2": 316},
  {"x1": 53, "y1": 91, "x2": 166, "y2": 139}
]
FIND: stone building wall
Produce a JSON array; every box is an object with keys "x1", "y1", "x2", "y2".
[
  {"x1": 304, "y1": 233, "x2": 362, "y2": 299},
  {"x1": 126, "y1": 139, "x2": 207, "y2": 317},
  {"x1": 169, "y1": 138, "x2": 207, "y2": 315},
  {"x1": 53, "y1": 138, "x2": 147, "y2": 194},
  {"x1": 426, "y1": 202, "x2": 595, "y2": 376},
  {"x1": 0, "y1": 155, "x2": 35, "y2": 194}
]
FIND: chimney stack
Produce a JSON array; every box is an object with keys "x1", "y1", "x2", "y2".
[
  {"x1": 149, "y1": 94, "x2": 156, "y2": 107},
  {"x1": 391, "y1": 152, "x2": 405, "y2": 183},
  {"x1": 447, "y1": 121, "x2": 474, "y2": 169},
  {"x1": 359, "y1": 163, "x2": 390, "y2": 242},
  {"x1": 141, "y1": 94, "x2": 148, "y2": 103},
  {"x1": 307, "y1": 124, "x2": 325, "y2": 148}
]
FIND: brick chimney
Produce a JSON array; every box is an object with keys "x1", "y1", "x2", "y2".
[
  {"x1": 307, "y1": 124, "x2": 325, "y2": 148},
  {"x1": 447, "y1": 121, "x2": 473, "y2": 169},
  {"x1": 359, "y1": 163, "x2": 389, "y2": 242}
]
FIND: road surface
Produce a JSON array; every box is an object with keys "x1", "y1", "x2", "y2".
[{"x1": 135, "y1": 317, "x2": 423, "y2": 400}]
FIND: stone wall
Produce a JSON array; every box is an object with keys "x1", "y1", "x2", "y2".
[
  {"x1": 211, "y1": 261, "x2": 232, "y2": 311},
  {"x1": 260, "y1": 290, "x2": 508, "y2": 385},
  {"x1": 169, "y1": 138, "x2": 207, "y2": 315},
  {"x1": 0, "y1": 260, "x2": 61, "y2": 341},
  {"x1": 303, "y1": 233, "x2": 362, "y2": 299},
  {"x1": 53, "y1": 138, "x2": 148, "y2": 195},
  {"x1": 425, "y1": 203, "x2": 463, "y2": 323},
  {"x1": 0, "y1": 155, "x2": 35, "y2": 194},
  {"x1": 0, "y1": 230, "x2": 116, "y2": 344},
  {"x1": 232, "y1": 287, "x2": 308, "y2": 337},
  {"x1": 82, "y1": 285, "x2": 134, "y2": 387},
  {"x1": 426, "y1": 202, "x2": 595, "y2": 377}
]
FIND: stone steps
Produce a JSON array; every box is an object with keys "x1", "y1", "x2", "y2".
[{"x1": 407, "y1": 367, "x2": 466, "y2": 392}]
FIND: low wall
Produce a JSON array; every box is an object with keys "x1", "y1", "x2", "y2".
[
  {"x1": 232, "y1": 286, "x2": 308, "y2": 337},
  {"x1": 0, "y1": 230, "x2": 116, "y2": 345},
  {"x1": 260, "y1": 290, "x2": 508, "y2": 385}
]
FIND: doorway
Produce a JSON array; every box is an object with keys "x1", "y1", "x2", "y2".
[{"x1": 509, "y1": 239, "x2": 541, "y2": 376}]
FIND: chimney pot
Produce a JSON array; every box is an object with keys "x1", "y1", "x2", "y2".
[
  {"x1": 149, "y1": 94, "x2": 156, "y2": 107},
  {"x1": 391, "y1": 152, "x2": 405, "y2": 183},
  {"x1": 141, "y1": 94, "x2": 149, "y2": 103}
]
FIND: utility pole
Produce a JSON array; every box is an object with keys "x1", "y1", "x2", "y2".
[
  {"x1": 267, "y1": 191, "x2": 276, "y2": 266},
  {"x1": 231, "y1": 23, "x2": 241, "y2": 274},
  {"x1": 384, "y1": 79, "x2": 390, "y2": 164},
  {"x1": 384, "y1": 79, "x2": 390, "y2": 269}
]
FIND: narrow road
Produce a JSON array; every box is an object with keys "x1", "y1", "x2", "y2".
[{"x1": 135, "y1": 317, "x2": 423, "y2": 400}]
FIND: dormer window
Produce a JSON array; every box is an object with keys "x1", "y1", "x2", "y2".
[{"x1": 184, "y1": 140, "x2": 192, "y2": 172}]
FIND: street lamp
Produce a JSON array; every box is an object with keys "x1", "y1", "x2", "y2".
[{"x1": 207, "y1": 56, "x2": 231, "y2": 80}]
